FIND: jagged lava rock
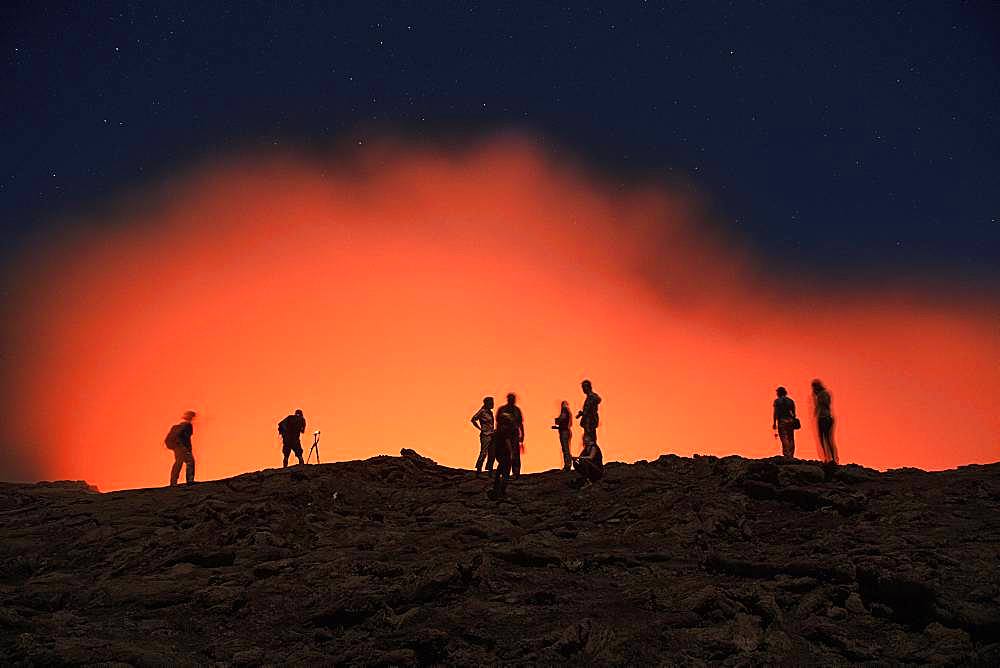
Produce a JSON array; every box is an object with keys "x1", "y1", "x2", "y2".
[{"x1": 1, "y1": 451, "x2": 998, "y2": 665}]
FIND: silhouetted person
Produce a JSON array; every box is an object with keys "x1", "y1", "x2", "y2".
[
  {"x1": 577, "y1": 379, "x2": 601, "y2": 446},
  {"x1": 496, "y1": 393, "x2": 525, "y2": 479},
  {"x1": 471, "y1": 396, "x2": 496, "y2": 476},
  {"x1": 772, "y1": 386, "x2": 797, "y2": 459},
  {"x1": 165, "y1": 410, "x2": 196, "y2": 486},
  {"x1": 812, "y1": 379, "x2": 839, "y2": 464},
  {"x1": 572, "y1": 434, "x2": 604, "y2": 486},
  {"x1": 489, "y1": 405, "x2": 514, "y2": 499},
  {"x1": 489, "y1": 392, "x2": 524, "y2": 495},
  {"x1": 552, "y1": 400, "x2": 573, "y2": 471},
  {"x1": 278, "y1": 409, "x2": 307, "y2": 467}
]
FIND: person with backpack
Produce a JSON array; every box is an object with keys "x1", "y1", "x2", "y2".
[
  {"x1": 165, "y1": 410, "x2": 197, "y2": 486},
  {"x1": 552, "y1": 400, "x2": 573, "y2": 471},
  {"x1": 278, "y1": 409, "x2": 307, "y2": 467},
  {"x1": 772, "y1": 386, "x2": 798, "y2": 459}
]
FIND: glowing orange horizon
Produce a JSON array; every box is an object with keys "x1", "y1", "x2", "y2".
[{"x1": 5, "y1": 138, "x2": 998, "y2": 491}]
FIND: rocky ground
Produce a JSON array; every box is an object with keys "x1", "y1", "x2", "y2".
[{"x1": 1, "y1": 450, "x2": 999, "y2": 666}]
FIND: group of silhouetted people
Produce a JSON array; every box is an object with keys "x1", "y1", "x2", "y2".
[
  {"x1": 162, "y1": 375, "x2": 841, "y2": 488},
  {"x1": 471, "y1": 379, "x2": 605, "y2": 499},
  {"x1": 163, "y1": 407, "x2": 314, "y2": 486},
  {"x1": 771, "y1": 378, "x2": 839, "y2": 464}
]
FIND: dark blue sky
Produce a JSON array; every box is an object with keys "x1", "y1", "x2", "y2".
[{"x1": 3, "y1": 2, "x2": 998, "y2": 283}]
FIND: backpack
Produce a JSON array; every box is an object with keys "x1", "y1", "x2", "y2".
[{"x1": 164, "y1": 424, "x2": 183, "y2": 449}]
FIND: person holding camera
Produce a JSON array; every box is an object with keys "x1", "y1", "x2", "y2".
[{"x1": 552, "y1": 400, "x2": 573, "y2": 471}]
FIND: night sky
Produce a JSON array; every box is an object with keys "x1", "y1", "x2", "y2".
[{"x1": 3, "y1": 2, "x2": 999, "y2": 281}]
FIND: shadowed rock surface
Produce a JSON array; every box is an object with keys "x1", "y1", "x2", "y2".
[{"x1": 1, "y1": 450, "x2": 999, "y2": 665}]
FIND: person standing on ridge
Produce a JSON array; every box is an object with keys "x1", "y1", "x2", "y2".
[
  {"x1": 165, "y1": 410, "x2": 197, "y2": 486},
  {"x1": 496, "y1": 392, "x2": 525, "y2": 480},
  {"x1": 577, "y1": 379, "x2": 601, "y2": 447},
  {"x1": 552, "y1": 400, "x2": 573, "y2": 471},
  {"x1": 772, "y1": 386, "x2": 798, "y2": 459},
  {"x1": 471, "y1": 396, "x2": 496, "y2": 476},
  {"x1": 278, "y1": 409, "x2": 307, "y2": 467},
  {"x1": 812, "y1": 379, "x2": 839, "y2": 464}
]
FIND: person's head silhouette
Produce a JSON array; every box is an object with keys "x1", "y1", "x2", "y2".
[
  {"x1": 484, "y1": 396, "x2": 495, "y2": 410},
  {"x1": 294, "y1": 409, "x2": 303, "y2": 417},
  {"x1": 506, "y1": 392, "x2": 517, "y2": 406},
  {"x1": 776, "y1": 386, "x2": 787, "y2": 398},
  {"x1": 182, "y1": 410, "x2": 196, "y2": 422},
  {"x1": 581, "y1": 379, "x2": 592, "y2": 394}
]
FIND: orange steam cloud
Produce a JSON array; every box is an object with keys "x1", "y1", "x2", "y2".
[{"x1": 4, "y1": 138, "x2": 998, "y2": 490}]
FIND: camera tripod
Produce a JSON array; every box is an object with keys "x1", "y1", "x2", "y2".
[{"x1": 306, "y1": 430, "x2": 321, "y2": 464}]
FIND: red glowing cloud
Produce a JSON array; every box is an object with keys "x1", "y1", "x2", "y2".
[{"x1": 4, "y1": 138, "x2": 998, "y2": 490}]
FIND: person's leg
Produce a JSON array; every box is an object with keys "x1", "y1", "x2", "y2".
[
  {"x1": 825, "y1": 417, "x2": 838, "y2": 464},
  {"x1": 500, "y1": 455, "x2": 510, "y2": 495},
  {"x1": 170, "y1": 449, "x2": 183, "y2": 486},
  {"x1": 511, "y1": 441, "x2": 521, "y2": 479},
  {"x1": 282, "y1": 442, "x2": 291, "y2": 467},
  {"x1": 184, "y1": 448, "x2": 196, "y2": 484},
  {"x1": 476, "y1": 434, "x2": 489, "y2": 472},
  {"x1": 293, "y1": 443, "x2": 304, "y2": 465},
  {"x1": 585, "y1": 460, "x2": 604, "y2": 483},
  {"x1": 560, "y1": 431, "x2": 572, "y2": 470},
  {"x1": 570, "y1": 458, "x2": 588, "y2": 487},
  {"x1": 491, "y1": 449, "x2": 511, "y2": 497},
  {"x1": 486, "y1": 436, "x2": 495, "y2": 473},
  {"x1": 779, "y1": 425, "x2": 794, "y2": 459},
  {"x1": 818, "y1": 417, "x2": 833, "y2": 462}
]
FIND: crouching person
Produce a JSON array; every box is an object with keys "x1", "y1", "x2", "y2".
[{"x1": 572, "y1": 434, "x2": 603, "y2": 487}]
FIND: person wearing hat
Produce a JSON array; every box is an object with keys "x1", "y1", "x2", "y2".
[{"x1": 165, "y1": 410, "x2": 197, "y2": 485}]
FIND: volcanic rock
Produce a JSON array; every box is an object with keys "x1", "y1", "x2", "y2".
[{"x1": 1, "y1": 452, "x2": 998, "y2": 665}]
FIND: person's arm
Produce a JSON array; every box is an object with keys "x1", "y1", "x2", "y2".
[
  {"x1": 300, "y1": 418, "x2": 306, "y2": 434},
  {"x1": 518, "y1": 408, "x2": 525, "y2": 442},
  {"x1": 470, "y1": 411, "x2": 481, "y2": 430},
  {"x1": 788, "y1": 398, "x2": 796, "y2": 419}
]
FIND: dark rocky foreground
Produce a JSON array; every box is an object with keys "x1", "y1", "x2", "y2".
[{"x1": 1, "y1": 451, "x2": 999, "y2": 666}]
